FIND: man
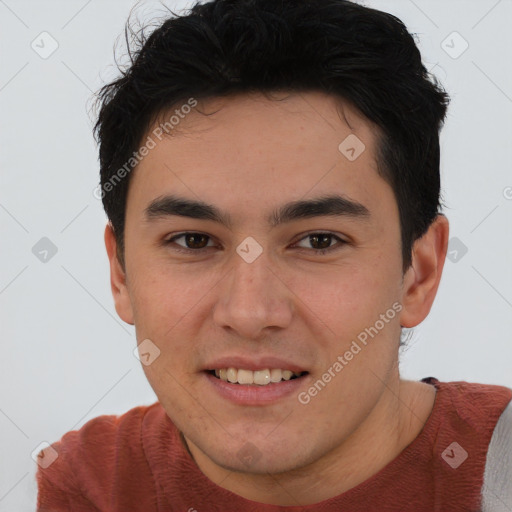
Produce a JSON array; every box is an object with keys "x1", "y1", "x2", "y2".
[{"x1": 36, "y1": 0, "x2": 512, "y2": 510}]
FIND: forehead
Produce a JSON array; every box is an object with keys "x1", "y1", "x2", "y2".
[
  {"x1": 126, "y1": 91, "x2": 393, "y2": 225},
  {"x1": 150, "y1": 91, "x2": 378, "y2": 151}
]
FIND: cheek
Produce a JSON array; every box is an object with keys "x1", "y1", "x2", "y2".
[
  {"x1": 128, "y1": 260, "x2": 218, "y2": 356},
  {"x1": 127, "y1": 235, "x2": 402, "y2": 356},
  {"x1": 290, "y1": 256, "x2": 399, "y2": 334},
  {"x1": 129, "y1": 260, "x2": 190, "y2": 323}
]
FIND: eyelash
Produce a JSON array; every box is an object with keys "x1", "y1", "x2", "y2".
[{"x1": 163, "y1": 231, "x2": 348, "y2": 256}]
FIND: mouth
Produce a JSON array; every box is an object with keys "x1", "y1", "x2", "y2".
[{"x1": 205, "y1": 368, "x2": 309, "y2": 386}]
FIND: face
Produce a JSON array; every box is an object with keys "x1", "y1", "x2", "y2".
[{"x1": 110, "y1": 91, "x2": 413, "y2": 474}]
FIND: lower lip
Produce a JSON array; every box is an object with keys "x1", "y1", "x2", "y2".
[{"x1": 203, "y1": 371, "x2": 309, "y2": 405}]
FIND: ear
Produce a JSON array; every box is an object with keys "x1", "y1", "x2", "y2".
[
  {"x1": 104, "y1": 223, "x2": 134, "y2": 325},
  {"x1": 399, "y1": 214, "x2": 449, "y2": 328}
]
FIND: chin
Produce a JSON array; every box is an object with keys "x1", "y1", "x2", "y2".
[
  {"x1": 204, "y1": 435, "x2": 312, "y2": 475},
  {"x1": 218, "y1": 451, "x2": 304, "y2": 476}
]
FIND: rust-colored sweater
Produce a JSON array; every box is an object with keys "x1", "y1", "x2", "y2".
[{"x1": 36, "y1": 377, "x2": 512, "y2": 511}]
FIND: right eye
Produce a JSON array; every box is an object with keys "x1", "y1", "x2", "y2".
[{"x1": 163, "y1": 232, "x2": 217, "y2": 253}]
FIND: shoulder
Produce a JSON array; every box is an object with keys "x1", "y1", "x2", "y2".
[
  {"x1": 481, "y1": 398, "x2": 512, "y2": 511},
  {"x1": 48, "y1": 401, "x2": 159, "y2": 463},
  {"x1": 429, "y1": 378, "x2": 512, "y2": 434},
  {"x1": 36, "y1": 402, "x2": 161, "y2": 509}
]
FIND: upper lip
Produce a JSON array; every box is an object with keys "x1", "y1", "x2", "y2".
[{"x1": 204, "y1": 356, "x2": 308, "y2": 373}]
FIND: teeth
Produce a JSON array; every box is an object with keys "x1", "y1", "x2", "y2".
[
  {"x1": 254, "y1": 369, "x2": 270, "y2": 385},
  {"x1": 212, "y1": 368, "x2": 304, "y2": 386},
  {"x1": 237, "y1": 369, "x2": 253, "y2": 385},
  {"x1": 270, "y1": 368, "x2": 282, "y2": 383},
  {"x1": 282, "y1": 370, "x2": 293, "y2": 381},
  {"x1": 227, "y1": 368, "x2": 237, "y2": 383}
]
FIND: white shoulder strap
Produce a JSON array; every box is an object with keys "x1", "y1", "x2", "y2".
[{"x1": 481, "y1": 397, "x2": 512, "y2": 511}]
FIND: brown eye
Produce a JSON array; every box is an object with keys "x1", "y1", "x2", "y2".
[
  {"x1": 293, "y1": 232, "x2": 347, "y2": 255},
  {"x1": 165, "y1": 232, "x2": 215, "y2": 252}
]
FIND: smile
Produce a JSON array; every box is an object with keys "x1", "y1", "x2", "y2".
[{"x1": 208, "y1": 368, "x2": 308, "y2": 386}]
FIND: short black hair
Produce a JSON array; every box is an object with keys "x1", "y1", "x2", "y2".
[{"x1": 94, "y1": 0, "x2": 449, "y2": 274}]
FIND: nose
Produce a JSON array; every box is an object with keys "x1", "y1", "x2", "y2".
[{"x1": 212, "y1": 249, "x2": 294, "y2": 340}]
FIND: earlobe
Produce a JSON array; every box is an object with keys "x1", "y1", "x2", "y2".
[
  {"x1": 399, "y1": 214, "x2": 449, "y2": 328},
  {"x1": 104, "y1": 223, "x2": 135, "y2": 325}
]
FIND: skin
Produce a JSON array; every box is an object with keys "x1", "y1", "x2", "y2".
[{"x1": 105, "y1": 91, "x2": 449, "y2": 505}]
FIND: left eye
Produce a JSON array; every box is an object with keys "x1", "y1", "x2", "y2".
[
  {"x1": 293, "y1": 232, "x2": 346, "y2": 254},
  {"x1": 164, "y1": 232, "x2": 346, "y2": 255}
]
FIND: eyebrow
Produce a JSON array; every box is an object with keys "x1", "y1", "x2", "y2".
[{"x1": 144, "y1": 193, "x2": 371, "y2": 229}]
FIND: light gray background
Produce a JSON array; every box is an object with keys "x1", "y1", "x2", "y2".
[{"x1": 1, "y1": 0, "x2": 511, "y2": 509}]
